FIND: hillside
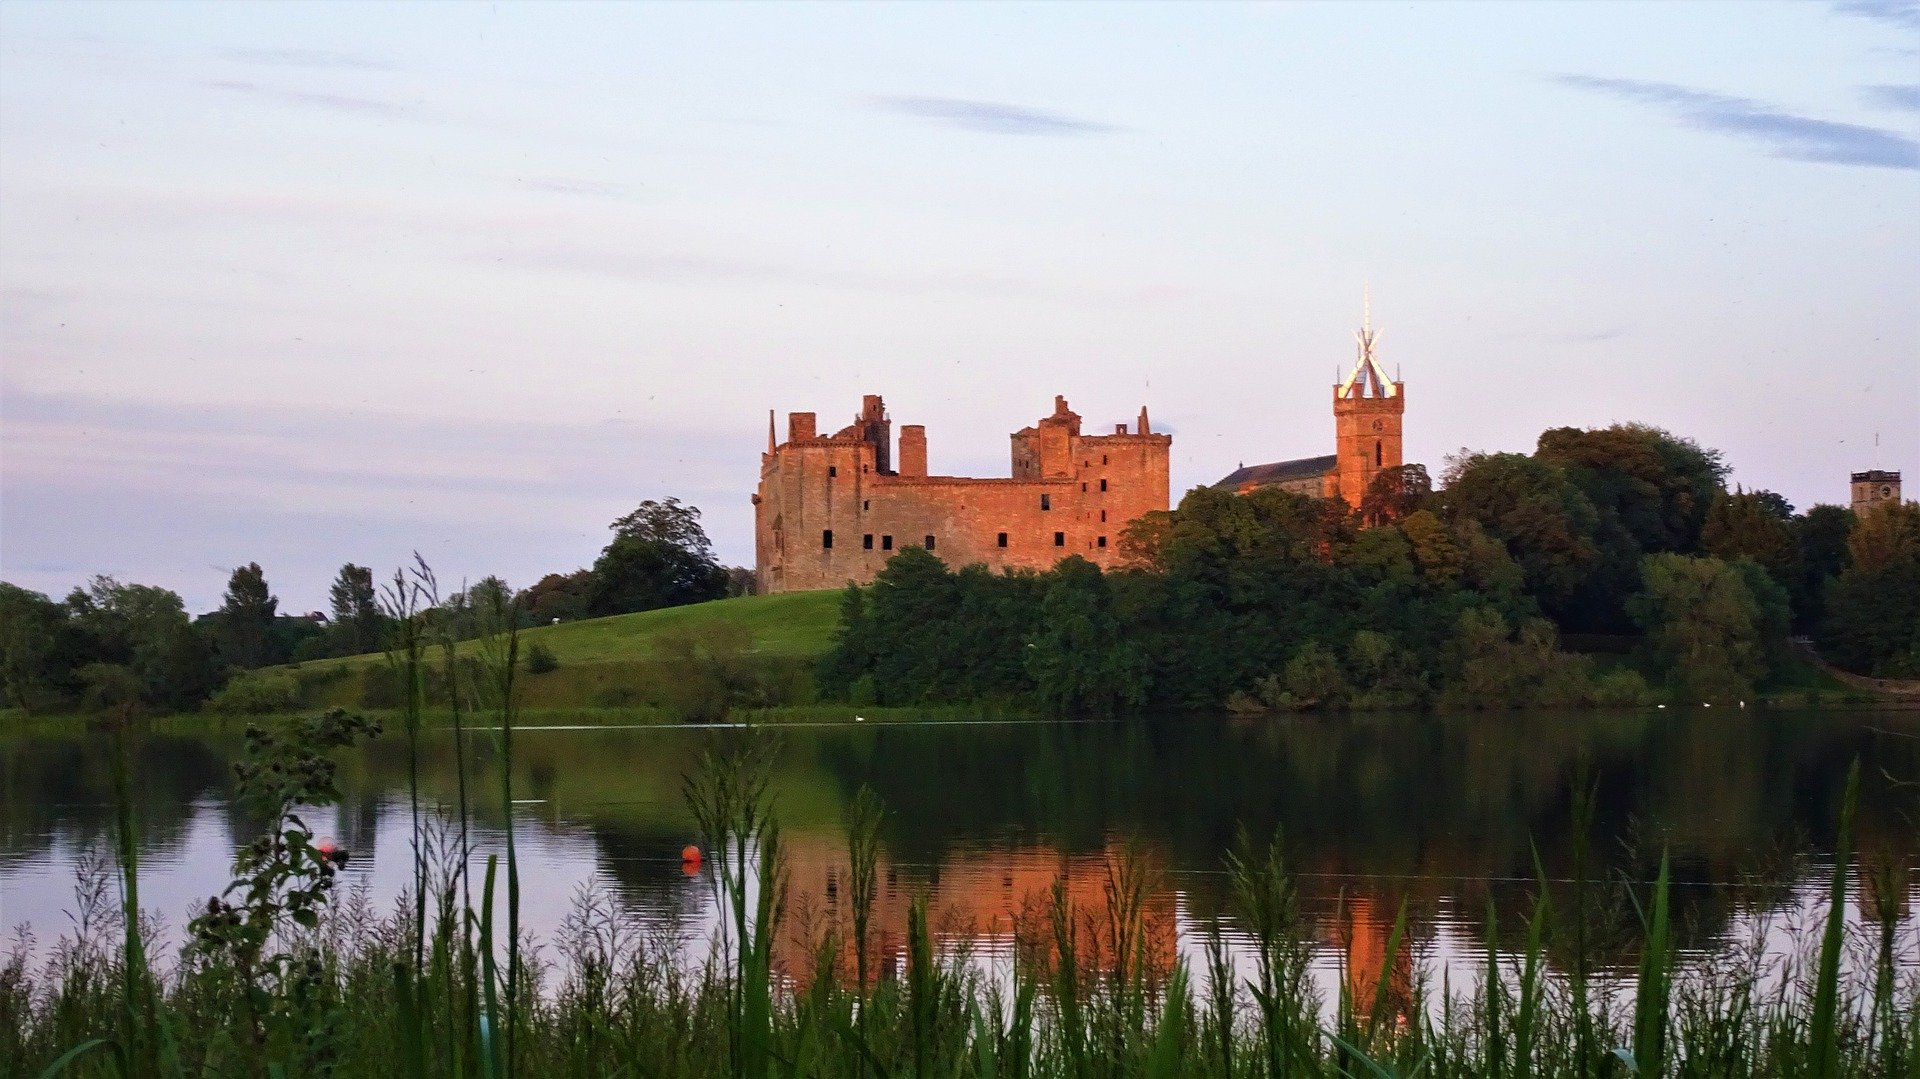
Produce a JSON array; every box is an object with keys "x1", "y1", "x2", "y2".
[{"x1": 283, "y1": 589, "x2": 844, "y2": 714}]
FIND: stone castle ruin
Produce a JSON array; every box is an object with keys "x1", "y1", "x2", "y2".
[
  {"x1": 754, "y1": 394, "x2": 1170, "y2": 593},
  {"x1": 753, "y1": 308, "x2": 1408, "y2": 594}
]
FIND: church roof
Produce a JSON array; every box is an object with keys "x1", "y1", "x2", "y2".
[{"x1": 1214, "y1": 454, "x2": 1337, "y2": 490}]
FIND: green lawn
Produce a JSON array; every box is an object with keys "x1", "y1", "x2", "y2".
[{"x1": 304, "y1": 589, "x2": 843, "y2": 670}]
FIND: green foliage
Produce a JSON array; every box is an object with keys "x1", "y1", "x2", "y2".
[
  {"x1": 1441, "y1": 451, "x2": 1600, "y2": 612},
  {"x1": 326, "y1": 563, "x2": 388, "y2": 656},
  {"x1": 516, "y1": 569, "x2": 592, "y2": 625},
  {"x1": 1630, "y1": 553, "x2": 1771, "y2": 701},
  {"x1": 214, "y1": 563, "x2": 279, "y2": 669},
  {"x1": 205, "y1": 669, "x2": 302, "y2": 715},
  {"x1": 1793, "y1": 504, "x2": 1854, "y2": 632},
  {"x1": 655, "y1": 623, "x2": 765, "y2": 722},
  {"x1": 77, "y1": 662, "x2": 147, "y2": 716},
  {"x1": 1443, "y1": 608, "x2": 1593, "y2": 709},
  {"x1": 0, "y1": 582, "x2": 89, "y2": 712},
  {"x1": 1282, "y1": 640, "x2": 1347, "y2": 708},
  {"x1": 1025, "y1": 557, "x2": 1148, "y2": 718},
  {"x1": 186, "y1": 709, "x2": 380, "y2": 1070},
  {"x1": 586, "y1": 498, "x2": 729, "y2": 617},
  {"x1": 523, "y1": 639, "x2": 559, "y2": 674}
]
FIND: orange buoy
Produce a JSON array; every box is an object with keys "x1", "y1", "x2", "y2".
[{"x1": 681, "y1": 845, "x2": 702, "y2": 876}]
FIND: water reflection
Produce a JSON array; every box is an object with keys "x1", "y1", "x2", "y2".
[{"x1": 3, "y1": 710, "x2": 1916, "y2": 990}]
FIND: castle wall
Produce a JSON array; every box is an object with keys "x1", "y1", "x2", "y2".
[{"x1": 755, "y1": 397, "x2": 1170, "y2": 593}]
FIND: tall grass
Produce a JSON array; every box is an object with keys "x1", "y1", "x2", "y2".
[{"x1": 4, "y1": 569, "x2": 1915, "y2": 1075}]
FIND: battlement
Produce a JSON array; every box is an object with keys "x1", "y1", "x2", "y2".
[{"x1": 755, "y1": 393, "x2": 1170, "y2": 592}]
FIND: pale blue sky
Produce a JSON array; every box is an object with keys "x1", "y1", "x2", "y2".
[{"x1": 2, "y1": 0, "x2": 1915, "y2": 613}]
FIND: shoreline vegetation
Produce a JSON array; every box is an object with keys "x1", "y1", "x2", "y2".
[
  {"x1": 4, "y1": 609, "x2": 1916, "y2": 1075},
  {"x1": 5, "y1": 424, "x2": 1919, "y2": 727}
]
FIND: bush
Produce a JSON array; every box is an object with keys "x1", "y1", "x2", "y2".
[
  {"x1": 525, "y1": 640, "x2": 560, "y2": 675},
  {"x1": 1588, "y1": 667, "x2": 1655, "y2": 708},
  {"x1": 77, "y1": 662, "x2": 145, "y2": 716},
  {"x1": 356, "y1": 666, "x2": 399, "y2": 710},
  {"x1": 206, "y1": 670, "x2": 302, "y2": 715}
]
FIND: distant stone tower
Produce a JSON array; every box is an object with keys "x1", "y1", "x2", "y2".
[
  {"x1": 1851, "y1": 469, "x2": 1902, "y2": 513},
  {"x1": 1330, "y1": 294, "x2": 1405, "y2": 510}
]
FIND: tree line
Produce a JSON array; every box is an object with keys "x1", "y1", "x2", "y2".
[
  {"x1": 0, "y1": 497, "x2": 745, "y2": 717},
  {"x1": 820, "y1": 422, "x2": 1919, "y2": 714}
]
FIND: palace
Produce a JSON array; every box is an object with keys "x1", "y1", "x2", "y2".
[
  {"x1": 753, "y1": 394, "x2": 1170, "y2": 593},
  {"x1": 752, "y1": 304, "x2": 1409, "y2": 593}
]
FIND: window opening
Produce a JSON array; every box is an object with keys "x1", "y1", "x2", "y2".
[
  {"x1": 1097, "y1": 536, "x2": 1108, "y2": 548},
  {"x1": 1040, "y1": 494, "x2": 1051, "y2": 511},
  {"x1": 1053, "y1": 532, "x2": 1065, "y2": 547},
  {"x1": 997, "y1": 532, "x2": 1008, "y2": 548},
  {"x1": 1099, "y1": 479, "x2": 1108, "y2": 492},
  {"x1": 822, "y1": 530, "x2": 833, "y2": 549},
  {"x1": 924, "y1": 535, "x2": 935, "y2": 550},
  {"x1": 882, "y1": 535, "x2": 893, "y2": 551},
  {"x1": 829, "y1": 465, "x2": 837, "y2": 477},
  {"x1": 863, "y1": 534, "x2": 874, "y2": 550}
]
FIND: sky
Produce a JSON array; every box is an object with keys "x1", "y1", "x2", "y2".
[{"x1": 2, "y1": 0, "x2": 1916, "y2": 615}]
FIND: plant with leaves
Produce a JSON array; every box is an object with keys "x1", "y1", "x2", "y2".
[
  {"x1": 1629, "y1": 553, "x2": 1770, "y2": 701},
  {"x1": 326, "y1": 563, "x2": 387, "y2": 656},
  {"x1": 1025, "y1": 556, "x2": 1148, "y2": 718},
  {"x1": 186, "y1": 707, "x2": 381, "y2": 1070},
  {"x1": 215, "y1": 563, "x2": 280, "y2": 669}
]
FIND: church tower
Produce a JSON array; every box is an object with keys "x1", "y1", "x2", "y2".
[{"x1": 1330, "y1": 292, "x2": 1405, "y2": 510}]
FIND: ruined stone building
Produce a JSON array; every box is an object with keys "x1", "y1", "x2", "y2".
[
  {"x1": 754, "y1": 394, "x2": 1170, "y2": 593},
  {"x1": 1214, "y1": 306, "x2": 1405, "y2": 509}
]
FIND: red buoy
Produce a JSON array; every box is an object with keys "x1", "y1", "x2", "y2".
[{"x1": 681, "y1": 845, "x2": 702, "y2": 876}]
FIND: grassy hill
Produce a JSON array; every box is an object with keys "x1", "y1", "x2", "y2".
[{"x1": 282, "y1": 590, "x2": 845, "y2": 715}]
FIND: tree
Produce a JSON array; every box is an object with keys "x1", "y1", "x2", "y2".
[
  {"x1": 586, "y1": 501, "x2": 728, "y2": 616},
  {"x1": 1533, "y1": 425, "x2": 1727, "y2": 631},
  {"x1": 587, "y1": 534, "x2": 728, "y2": 616},
  {"x1": 518, "y1": 571, "x2": 592, "y2": 625},
  {"x1": 1793, "y1": 505, "x2": 1853, "y2": 632},
  {"x1": 610, "y1": 498, "x2": 715, "y2": 558},
  {"x1": 1357, "y1": 463, "x2": 1433, "y2": 526},
  {"x1": 0, "y1": 583, "x2": 90, "y2": 713},
  {"x1": 1398, "y1": 510, "x2": 1463, "y2": 586},
  {"x1": 1629, "y1": 554, "x2": 1769, "y2": 701},
  {"x1": 54, "y1": 576, "x2": 220, "y2": 712},
  {"x1": 216, "y1": 563, "x2": 279, "y2": 669},
  {"x1": 1702, "y1": 488, "x2": 1798, "y2": 587},
  {"x1": 327, "y1": 563, "x2": 386, "y2": 655},
  {"x1": 1817, "y1": 501, "x2": 1920, "y2": 676},
  {"x1": 1024, "y1": 557, "x2": 1146, "y2": 718},
  {"x1": 1439, "y1": 452, "x2": 1598, "y2": 615}
]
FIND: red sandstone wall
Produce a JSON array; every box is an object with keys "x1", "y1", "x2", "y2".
[
  {"x1": 757, "y1": 402, "x2": 1170, "y2": 593},
  {"x1": 1332, "y1": 386, "x2": 1405, "y2": 509}
]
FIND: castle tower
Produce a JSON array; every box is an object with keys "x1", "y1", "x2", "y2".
[
  {"x1": 1331, "y1": 292, "x2": 1405, "y2": 510},
  {"x1": 1851, "y1": 469, "x2": 1902, "y2": 513}
]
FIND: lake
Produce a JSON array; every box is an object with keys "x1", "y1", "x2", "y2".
[{"x1": 4, "y1": 708, "x2": 1917, "y2": 1000}]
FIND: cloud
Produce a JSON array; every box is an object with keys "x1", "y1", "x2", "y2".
[
  {"x1": 1832, "y1": 0, "x2": 1920, "y2": 32},
  {"x1": 474, "y1": 243, "x2": 1040, "y2": 298},
  {"x1": 873, "y1": 96, "x2": 1118, "y2": 136},
  {"x1": 202, "y1": 79, "x2": 410, "y2": 118},
  {"x1": 217, "y1": 47, "x2": 395, "y2": 71},
  {"x1": 1556, "y1": 75, "x2": 1920, "y2": 170},
  {"x1": 1865, "y1": 83, "x2": 1920, "y2": 110},
  {"x1": 520, "y1": 177, "x2": 633, "y2": 199}
]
